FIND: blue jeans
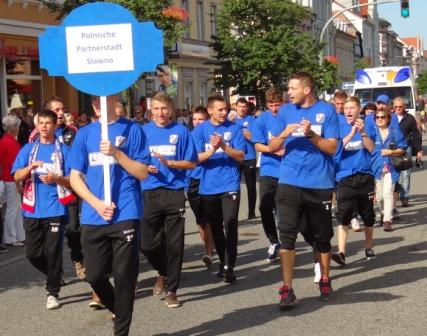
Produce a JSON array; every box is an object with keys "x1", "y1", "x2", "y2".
[{"x1": 398, "y1": 147, "x2": 412, "y2": 201}]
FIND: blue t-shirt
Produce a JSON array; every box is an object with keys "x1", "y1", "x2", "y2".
[
  {"x1": 192, "y1": 120, "x2": 246, "y2": 195},
  {"x1": 234, "y1": 114, "x2": 256, "y2": 160},
  {"x1": 70, "y1": 118, "x2": 150, "y2": 225},
  {"x1": 141, "y1": 121, "x2": 197, "y2": 190},
  {"x1": 12, "y1": 141, "x2": 70, "y2": 218},
  {"x1": 371, "y1": 125, "x2": 407, "y2": 183},
  {"x1": 278, "y1": 100, "x2": 339, "y2": 189},
  {"x1": 251, "y1": 110, "x2": 285, "y2": 178},
  {"x1": 335, "y1": 117, "x2": 374, "y2": 181},
  {"x1": 186, "y1": 127, "x2": 204, "y2": 184}
]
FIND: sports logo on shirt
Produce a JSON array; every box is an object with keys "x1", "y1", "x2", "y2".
[
  {"x1": 115, "y1": 136, "x2": 127, "y2": 147},
  {"x1": 316, "y1": 113, "x2": 325, "y2": 123},
  {"x1": 224, "y1": 132, "x2": 232, "y2": 141},
  {"x1": 243, "y1": 121, "x2": 249, "y2": 129},
  {"x1": 169, "y1": 134, "x2": 179, "y2": 145}
]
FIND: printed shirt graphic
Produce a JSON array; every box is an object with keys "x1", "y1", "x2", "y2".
[
  {"x1": 192, "y1": 120, "x2": 246, "y2": 195},
  {"x1": 234, "y1": 115, "x2": 256, "y2": 160},
  {"x1": 251, "y1": 110, "x2": 285, "y2": 178},
  {"x1": 141, "y1": 121, "x2": 198, "y2": 190},
  {"x1": 335, "y1": 116, "x2": 374, "y2": 182},
  {"x1": 12, "y1": 142, "x2": 71, "y2": 218},
  {"x1": 278, "y1": 101, "x2": 339, "y2": 189},
  {"x1": 70, "y1": 118, "x2": 150, "y2": 225}
]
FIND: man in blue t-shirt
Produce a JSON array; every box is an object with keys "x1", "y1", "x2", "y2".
[
  {"x1": 192, "y1": 94, "x2": 246, "y2": 283},
  {"x1": 140, "y1": 92, "x2": 198, "y2": 309},
  {"x1": 331, "y1": 96, "x2": 377, "y2": 266},
  {"x1": 269, "y1": 72, "x2": 339, "y2": 309},
  {"x1": 12, "y1": 110, "x2": 73, "y2": 310},
  {"x1": 234, "y1": 97, "x2": 257, "y2": 219},
  {"x1": 70, "y1": 94, "x2": 150, "y2": 336},
  {"x1": 250, "y1": 88, "x2": 285, "y2": 262}
]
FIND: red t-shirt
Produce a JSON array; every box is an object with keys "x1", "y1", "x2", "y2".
[{"x1": 0, "y1": 133, "x2": 21, "y2": 182}]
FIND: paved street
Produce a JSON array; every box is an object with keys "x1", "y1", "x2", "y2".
[{"x1": 1, "y1": 155, "x2": 427, "y2": 336}]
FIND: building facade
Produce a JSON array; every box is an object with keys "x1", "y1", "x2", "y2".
[
  {"x1": 400, "y1": 36, "x2": 425, "y2": 78},
  {"x1": 378, "y1": 18, "x2": 404, "y2": 67},
  {"x1": 292, "y1": 0, "x2": 333, "y2": 56},
  {"x1": 334, "y1": 0, "x2": 380, "y2": 67},
  {"x1": 0, "y1": 0, "x2": 78, "y2": 118},
  {"x1": 332, "y1": 13, "x2": 357, "y2": 84},
  {"x1": 133, "y1": 0, "x2": 220, "y2": 110}
]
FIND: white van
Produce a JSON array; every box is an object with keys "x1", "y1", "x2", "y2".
[{"x1": 352, "y1": 66, "x2": 417, "y2": 117}]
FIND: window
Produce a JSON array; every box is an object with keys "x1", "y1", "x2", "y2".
[
  {"x1": 199, "y1": 82, "x2": 207, "y2": 106},
  {"x1": 184, "y1": 82, "x2": 193, "y2": 110},
  {"x1": 181, "y1": 0, "x2": 190, "y2": 38},
  {"x1": 197, "y1": 1, "x2": 205, "y2": 40},
  {"x1": 210, "y1": 4, "x2": 217, "y2": 37},
  {"x1": 4, "y1": 58, "x2": 42, "y2": 114}
]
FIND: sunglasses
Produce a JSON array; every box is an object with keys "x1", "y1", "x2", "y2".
[
  {"x1": 375, "y1": 115, "x2": 387, "y2": 120},
  {"x1": 393, "y1": 106, "x2": 403, "y2": 109}
]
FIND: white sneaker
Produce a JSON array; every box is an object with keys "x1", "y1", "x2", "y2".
[
  {"x1": 313, "y1": 262, "x2": 321, "y2": 283},
  {"x1": 267, "y1": 243, "x2": 280, "y2": 263},
  {"x1": 351, "y1": 218, "x2": 362, "y2": 231},
  {"x1": 46, "y1": 295, "x2": 60, "y2": 310}
]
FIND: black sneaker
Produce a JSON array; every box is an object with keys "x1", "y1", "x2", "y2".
[
  {"x1": 319, "y1": 277, "x2": 333, "y2": 301},
  {"x1": 223, "y1": 268, "x2": 236, "y2": 283},
  {"x1": 279, "y1": 285, "x2": 297, "y2": 310},
  {"x1": 216, "y1": 264, "x2": 224, "y2": 278},
  {"x1": 0, "y1": 245, "x2": 8, "y2": 253},
  {"x1": 365, "y1": 249, "x2": 376, "y2": 260},
  {"x1": 331, "y1": 252, "x2": 346, "y2": 266},
  {"x1": 392, "y1": 208, "x2": 400, "y2": 220}
]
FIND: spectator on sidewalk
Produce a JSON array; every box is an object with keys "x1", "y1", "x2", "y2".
[{"x1": 0, "y1": 115, "x2": 25, "y2": 247}]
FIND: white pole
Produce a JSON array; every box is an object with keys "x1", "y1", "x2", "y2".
[{"x1": 100, "y1": 96, "x2": 111, "y2": 205}]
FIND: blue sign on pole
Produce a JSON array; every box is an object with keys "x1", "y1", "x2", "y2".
[
  {"x1": 39, "y1": 2, "x2": 164, "y2": 96},
  {"x1": 39, "y1": 2, "x2": 164, "y2": 205}
]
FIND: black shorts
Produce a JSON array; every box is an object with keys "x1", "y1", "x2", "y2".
[
  {"x1": 336, "y1": 173, "x2": 375, "y2": 227},
  {"x1": 275, "y1": 184, "x2": 334, "y2": 252},
  {"x1": 187, "y1": 179, "x2": 206, "y2": 224}
]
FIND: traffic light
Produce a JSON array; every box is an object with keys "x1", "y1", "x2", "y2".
[{"x1": 401, "y1": 0, "x2": 409, "y2": 18}]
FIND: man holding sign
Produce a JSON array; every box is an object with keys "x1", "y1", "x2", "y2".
[{"x1": 70, "y1": 94, "x2": 150, "y2": 335}]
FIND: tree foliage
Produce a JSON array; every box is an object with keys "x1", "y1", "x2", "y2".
[
  {"x1": 44, "y1": 0, "x2": 186, "y2": 49},
  {"x1": 210, "y1": 0, "x2": 338, "y2": 102},
  {"x1": 416, "y1": 70, "x2": 427, "y2": 95}
]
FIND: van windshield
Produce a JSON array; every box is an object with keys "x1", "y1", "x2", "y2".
[{"x1": 354, "y1": 87, "x2": 414, "y2": 109}]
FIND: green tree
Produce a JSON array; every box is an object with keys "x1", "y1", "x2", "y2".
[
  {"x1": 45, "y1": 0, "x2": 186, "y2": 49},
  {"x1": 210, "y1": 0, "x2": 338, "y2": 103},
  {"x1": 416, "y1": 70, "x2": 427, "y2": 95}
]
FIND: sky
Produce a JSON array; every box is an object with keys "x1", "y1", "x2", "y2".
[{"x1": 378, "y1": 0, "x2": 427, "y2": 47}]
